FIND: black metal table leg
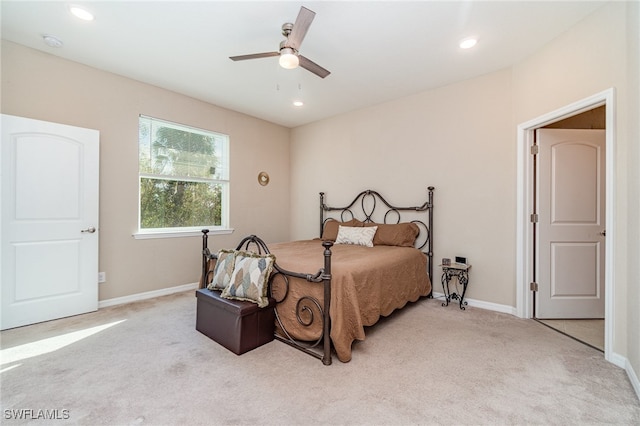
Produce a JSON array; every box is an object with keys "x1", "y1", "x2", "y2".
[
  {"x1": 456, "y1": 270, "x2": 469, "y2": 310},
  {"x1": 440, "y1": 264, "x2": 471, "y2": 310},
  {"x1": 441, "y1": 269, "x2": 452, "y2": 307}
]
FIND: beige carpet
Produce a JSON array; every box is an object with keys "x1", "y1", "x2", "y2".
[{"x1": 1, "y1": 291, "x2": 639, "y2": 425}]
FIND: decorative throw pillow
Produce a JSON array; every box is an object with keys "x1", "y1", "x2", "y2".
[
  {"x1": 335, "y1": 225, "x2": 378, "y2": 247},
  {"x1": 207, "y1": 249, "x2": 237, "y2": 291},
  {"x1": 221, "y1": 251, "x2": 275, "y2": 308}
]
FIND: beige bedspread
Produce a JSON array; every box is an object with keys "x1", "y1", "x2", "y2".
[{"x1": 267, "y1": 239, "x2": 431, "y2": 362}]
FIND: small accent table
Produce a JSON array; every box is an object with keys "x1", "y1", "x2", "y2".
[{"x1": 440, "y1": 263, "x2": 471, "y2": 310}]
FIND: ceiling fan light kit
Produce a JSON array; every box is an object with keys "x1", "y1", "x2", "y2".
[
  {"x1": 230, "y1": 6, "x2": 330, "y2": 78},
  {"x1": 278, "y1": 48, "x2": 299, "y2": 69}
]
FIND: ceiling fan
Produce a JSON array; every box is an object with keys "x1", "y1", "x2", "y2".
[{"x1": 229, "y1": 6, "x2": 331, "y2": 79}]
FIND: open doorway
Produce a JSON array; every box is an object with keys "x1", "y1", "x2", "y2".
[
  {"x1": 535, "y1": 107, "x2": 606, "y2": 351},
  {"x1": 516, "y1": 89, "x2": 616, "y2": 363}
]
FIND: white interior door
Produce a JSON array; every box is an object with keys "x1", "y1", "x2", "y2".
[
  {"x1": 1, "y1": 114, "x2": 99, "y2": 330},
  {"x1": 537, "y1": 128, "x2": 605, "y2": 319}
]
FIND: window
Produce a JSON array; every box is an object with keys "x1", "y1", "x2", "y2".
[{"x1": 137, "y1": 116, "x2": 229, "y2": 237}]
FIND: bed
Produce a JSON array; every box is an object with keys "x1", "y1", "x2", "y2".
[{"x1": 200, "y1": 187, "x2": 434, "y2": 365}]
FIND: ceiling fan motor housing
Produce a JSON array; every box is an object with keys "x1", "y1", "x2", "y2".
[
  {"x1": 281, "y1": 22, "x2": 294, "y2": 37},
  {"x1": 279, "y1": 40, "x2": 297, "y2": 54}
]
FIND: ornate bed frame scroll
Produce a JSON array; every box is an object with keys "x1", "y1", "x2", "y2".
[
  {"x1": 201, "y1": 186, "x2": 434, "y2": 366},
  {"x1": 201, "y1": 232, "x2": 335, "y2": 365},
  {"x1": 320, "y1": 186, "x2": 435, "y2": 286}
]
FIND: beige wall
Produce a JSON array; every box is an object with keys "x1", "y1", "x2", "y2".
[
  {"x1": 1, "y1": 40, "x2": 291, "y2": 301},
  {"x1": 512, "y1": 0, "x2": 638, "y2": 377},
  {"x1": 291, "y1": 0, "x2": 639, "y2": 371},
  {"x1": 291, "y1": 68, "x2": 516, "y2": 307},
  {"x1": 625, "y1": 0, "x2": 640, "y2": 387}
]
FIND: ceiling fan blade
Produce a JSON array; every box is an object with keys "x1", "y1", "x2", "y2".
[
  {"x1": 286, "y1": 6, "x2": 315, "y2": 50},
  {"x1": 230, "y1": 52, "x2": 279, "y2": 61},
  {"x1": 298, "y1": 55, "x2": 330, "y2": 79}
]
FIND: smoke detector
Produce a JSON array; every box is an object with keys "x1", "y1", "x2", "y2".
[{"x1": 43, "y1": 35, "x2": 63, "y2": 48}]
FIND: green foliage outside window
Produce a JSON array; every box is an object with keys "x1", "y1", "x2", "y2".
[{"x1": 139, "y1": 117, "x2": 228, "y2": 230}]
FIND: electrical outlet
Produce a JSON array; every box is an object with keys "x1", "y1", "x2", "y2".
[{"x1": 98, "y1": 272, "x2": 106, "y2": 283}]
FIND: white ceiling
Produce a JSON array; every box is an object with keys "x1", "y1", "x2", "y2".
[{"x1": 1, "y1": 1, "x2": 607, "y2": 128}]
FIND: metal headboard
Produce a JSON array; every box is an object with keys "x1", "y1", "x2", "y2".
[{"x1": 319, "y1": 187, "x2": 434, "y2": 283}]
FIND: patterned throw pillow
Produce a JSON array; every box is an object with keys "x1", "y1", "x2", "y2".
[
  {"x1": 207, "y1": 249, "x2": 237, "y2": 291},
  {"x1": 221, "y1": 251, "x2": 275, "y2": 308},
  {"x1": 335, "y1": 225, "x2": 378, "y2": 247}
]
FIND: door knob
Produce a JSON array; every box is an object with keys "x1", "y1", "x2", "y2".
[
  {"x1": 81, "y1": 226, "x2": 96, "y2": 233},
  {"x1": 599, "y1": 229, "x2": 606, "y2": 236}
]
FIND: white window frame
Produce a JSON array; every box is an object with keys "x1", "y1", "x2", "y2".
[{"x1": 134, "y1": 115, "x2": 232, "y2": 239}]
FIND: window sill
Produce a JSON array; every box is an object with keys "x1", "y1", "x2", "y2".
[{"x1": 132, "y1": 228, "x2": 234, "y2": 240}]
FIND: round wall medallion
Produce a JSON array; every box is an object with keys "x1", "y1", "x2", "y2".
[{"x1": 258, "y1": 171, "x2": 270, "y2": 186}]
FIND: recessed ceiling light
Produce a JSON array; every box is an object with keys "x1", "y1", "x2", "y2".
[
  {"x1": 69, "y1": 5, "x2": 94, "y2": 21},
  {"x1": 43, "y1": 34, "x2": 63, "y2": 48},
  {"x1": 293, "y1": 100, "x2": 304, "y2": 107},
  {"x1": 459, "y1": 38, "x2": 478, "y2": 49}
]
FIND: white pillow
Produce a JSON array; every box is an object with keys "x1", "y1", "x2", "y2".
[{"x1": 335, "y1": 225, "x2": 378, "y2": 247}]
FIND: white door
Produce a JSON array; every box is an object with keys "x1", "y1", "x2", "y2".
[
  {"x1": 537, "y1": 128, "x2": 605, "y2": 319},
  {"x1": 1, "y1": 114, "x2": 99, "y2": 330}
]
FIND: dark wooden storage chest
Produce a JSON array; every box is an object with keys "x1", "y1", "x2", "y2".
[{"x1": 195, "y1": 288, "x2": 275, "y2": 355}]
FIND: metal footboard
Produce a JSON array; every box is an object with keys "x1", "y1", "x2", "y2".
[{"x1": 201, "y1": 231, "x2": 334, "y2": 365}]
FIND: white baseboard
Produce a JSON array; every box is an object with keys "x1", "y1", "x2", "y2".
[
  {"x1": 98, "y1": 282, "x2": 198, "y2": 309},
  {"x1": 625, "y1": 358, "x2": 640, "y2": 401},
  {"x1": 431, "y1": 292, "x2": 517, "y2": 316},
  {"x1": 607, "y1": 351, "x2": 638, "y2": 402},
  {"x1": 609, "y1": 351, "x2": 627, "y2": 369}
]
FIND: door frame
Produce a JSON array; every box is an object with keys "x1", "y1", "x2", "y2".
[{"x1": 516, "y1": 88, "x2": 616, "y2": 364}]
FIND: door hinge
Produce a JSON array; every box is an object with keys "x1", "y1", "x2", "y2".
[
  {"x1": 530, "y1": 282, "x2": 539, "y2": 292},
  {"x1": 530, "y1": 144, "x2": 539, "y2": 155},
  {"x1": 530, "y1": 213, "x2": 539, "y2": 223}
]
